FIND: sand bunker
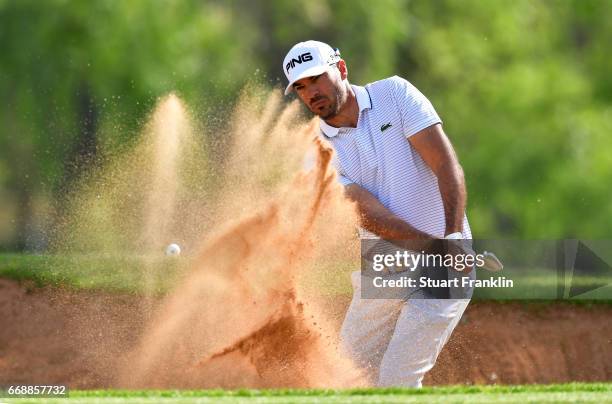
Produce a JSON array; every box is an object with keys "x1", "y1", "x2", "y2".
[{"x1": 50, "y1": 88, "x2": 363, "y2": 388}]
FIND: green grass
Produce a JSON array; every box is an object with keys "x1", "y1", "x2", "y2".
[
  {"x1": 0, "y1": 253, "x2": 187, "y2": 294},
  {"x1": 1, "y1": 253, "x2": 611, "y2": 302},
  {"x1": 3, "y1": 383, "x2": 612, "y2": 403}
]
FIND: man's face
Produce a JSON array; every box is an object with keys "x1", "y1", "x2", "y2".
[{"x1": 292, "y1": 69, "x2": 344, "y2": 120}]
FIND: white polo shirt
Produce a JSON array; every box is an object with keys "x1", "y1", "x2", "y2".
[{"x1": 320, "y1": 76, "x2": 472, "y2": 239}]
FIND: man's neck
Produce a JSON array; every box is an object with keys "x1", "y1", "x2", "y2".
[{"x1": 323, "y1": 85, "x2": 359, "y2": 129}]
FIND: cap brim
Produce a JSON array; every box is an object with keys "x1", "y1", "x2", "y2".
[{"x1": 284, "y1": 65, "x2": 331, "y2": 95}]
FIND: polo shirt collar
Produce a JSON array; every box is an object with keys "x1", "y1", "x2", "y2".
[{"x1": 320, "y1": 85, "x2": 371, "y2": 138}]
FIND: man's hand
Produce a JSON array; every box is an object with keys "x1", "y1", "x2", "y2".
[{"x1": 445, "y1": 237, "x2": 477, "y2": 273}]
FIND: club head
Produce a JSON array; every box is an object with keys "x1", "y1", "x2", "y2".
[{"x1": 481, "y1": 251, "x2": 503, "y2": 272}]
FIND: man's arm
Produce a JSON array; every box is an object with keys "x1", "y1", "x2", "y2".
[
  {"x1": 408, "y1": 123, "x2": 467, "y2": 236},
  {"x1": 344, "y1": 183, "x2": 433, "y2": 240}
]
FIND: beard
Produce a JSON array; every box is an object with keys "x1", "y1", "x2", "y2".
[
  {"x1": 309, "y1": 97, "x2": 336, "y2": 119},
  {"x1": 309, "y1": 86, "x2": 343, "y2": 120},
  {"x1": 314, "y1": 102, "x2": 338, "y2": 120}
]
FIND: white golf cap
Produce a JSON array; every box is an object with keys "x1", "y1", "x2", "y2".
[{"x1": 282, "y1": 40, "x2": 341, "y2": 95}]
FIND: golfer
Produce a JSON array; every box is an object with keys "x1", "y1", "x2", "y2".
[{"x1": 282, "y1": 40, "x2": 472, "y2": 387}]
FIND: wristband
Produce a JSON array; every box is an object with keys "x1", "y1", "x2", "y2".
[{"x1": 445, "y1": 232, "x2": 464, "y2": 240}]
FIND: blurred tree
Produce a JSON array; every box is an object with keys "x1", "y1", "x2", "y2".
[
  {"x1": 0, "y1": 0, "x2": 258, "y2": 249},
  {"x1": 400, "y1": 0, "x2": 612, "y2": 238},
  {"x1": 1, "y1": 0, "x2": 611, "y2": 250}
]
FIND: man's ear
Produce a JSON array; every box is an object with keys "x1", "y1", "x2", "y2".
[{"x1": 337, "y1": 59, "x2": 348, "y2": 80}]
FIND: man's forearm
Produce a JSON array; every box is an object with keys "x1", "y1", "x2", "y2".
[
  {"x1": 437, "y1": 161, "x2": 467, "y2": 235},
  {"x1": 345, "y1": 183, "x2": 433, "y2": 240},
  {"x1": 359, "y1": 208, "x2": 433, "y2": 240},
  {"x1": 407, "y1": 124, "x2": 468, "y2": 237}
]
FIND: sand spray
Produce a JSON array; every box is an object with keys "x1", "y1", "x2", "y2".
[{"x1": 55, "y1": 88, "x2": 364, "y2": 388}]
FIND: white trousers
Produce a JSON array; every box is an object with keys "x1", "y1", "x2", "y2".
[{"x1": 340, "y1": 271, "x2": 469, "y2": 387}]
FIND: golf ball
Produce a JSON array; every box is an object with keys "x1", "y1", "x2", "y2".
[{"x1": 165, "y1": 243, "x2": 181, "y2": 256}]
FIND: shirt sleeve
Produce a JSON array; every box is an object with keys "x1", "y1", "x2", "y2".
[
  {"x1": 337, "y1": 174, "x2": 354, "y2": 186},
  {"x1": 390, "y1": 76, "x2": 442, "y2": 139}
]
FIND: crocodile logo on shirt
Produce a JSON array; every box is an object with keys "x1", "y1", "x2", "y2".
[{"x1": 380, "y1": 122, "x2": 393, "y2": 132}]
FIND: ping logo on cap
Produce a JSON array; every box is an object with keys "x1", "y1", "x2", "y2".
[{"x1": 285, "y1": 52, "x2": 313, "y2": 73}]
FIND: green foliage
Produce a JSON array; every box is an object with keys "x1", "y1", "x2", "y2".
[
  {"x1": 7, "y1": 383, "x2": 612, "y2": 403},
  {"x1": 1, "y1": 0, "x2": 611, "y2": 249}
]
